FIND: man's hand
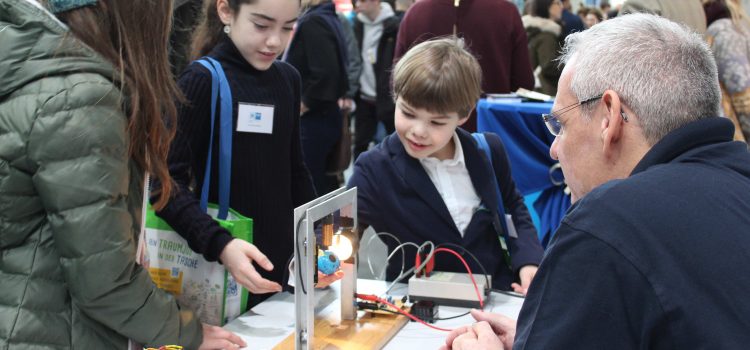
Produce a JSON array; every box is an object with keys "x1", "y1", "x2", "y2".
[
  {"x1": 441, "y1": 321, "x2": 504, "y2": 350},
  {"x1": 220, "y1": 239, "x2": 282, "y2": 294},
  {"x1": 470, "y1": 309, "x2": 517, "y2": 349},
  {"x1": 511, "y1": 265, "x2": 538, "y2": 295},
  {"x1": 198, "y1": 324, "x2": 246, "y2": 349},
  {"x1": 301, "y1": 102, "x2": 309, "y2": 115},
  {"x1": 441, "y1": 309, "x2": 517, "y2": 350}
]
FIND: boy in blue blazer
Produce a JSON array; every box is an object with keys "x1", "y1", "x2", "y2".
[{"x1": 348, "y1": 38, "x2": 544, "y2": 292}]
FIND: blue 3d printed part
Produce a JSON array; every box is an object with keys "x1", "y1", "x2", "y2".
[{"x1": 318, "y1": 251, "x2": 341, "y2": 275}]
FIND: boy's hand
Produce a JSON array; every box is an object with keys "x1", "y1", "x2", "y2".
[
  {"x1": 511, "y1": 265, "x2": 538, "y2": 296},
  {"x1": 220, "y1": 239, "x2": 282, "y2": 294},
  {"x1": 316, "y1": 270, "x2": 344, "y2": 288}
]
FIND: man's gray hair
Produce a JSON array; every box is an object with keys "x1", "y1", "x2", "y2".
[{"x1": 559, "y1": 13, "x2": 721, "y2": 145}]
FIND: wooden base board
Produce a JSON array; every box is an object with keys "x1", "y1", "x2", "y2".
[{"x1": 273, "y1": 311, "x2": 409, "y2": 350}]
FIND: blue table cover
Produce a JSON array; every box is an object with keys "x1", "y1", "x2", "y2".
[{"x1": 477, "y1": 99, "x2": 571, "y2": 247}]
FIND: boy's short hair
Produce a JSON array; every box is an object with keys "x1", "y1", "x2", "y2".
[{"x1": 392, "y1": 37, "x2": 483, "y2": 118}]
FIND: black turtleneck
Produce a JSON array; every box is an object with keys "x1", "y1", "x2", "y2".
[{"x1": 154, "y1": 36, "x2": 316, "y2": 290}]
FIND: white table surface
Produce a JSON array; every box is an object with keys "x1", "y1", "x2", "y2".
[{"x1": 224, "y1": 279, "x2": 524, "y2": 349}]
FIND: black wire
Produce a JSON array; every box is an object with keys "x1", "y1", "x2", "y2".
[
  {"x1": 385, "y1": 307, "x2": 470, "y2": 321},
  {"x1": 433, "y1": 311, "x2": 471, "y2": 321},
  {"x1": 295, "y1": 219, "x2": 307, "y2": 294},
  {"x1": 435, "y1": 243, "x2": 491, "y2": 290},
  {"x1": 492, "y1": 288, "x2": 525, "y2": 299}
]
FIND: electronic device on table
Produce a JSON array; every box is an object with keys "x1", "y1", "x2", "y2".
[{"x1": 293, "y1": 187, "x2": 359, "y2": 349}]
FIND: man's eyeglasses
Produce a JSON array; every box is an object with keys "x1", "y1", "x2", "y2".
[{"x1": 542, "y1": 94, "x2": 603, "y2": 136}]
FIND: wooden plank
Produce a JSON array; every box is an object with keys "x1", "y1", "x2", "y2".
[{"x1": 274, "y1": 311, "x2": 409, "y2": 350}]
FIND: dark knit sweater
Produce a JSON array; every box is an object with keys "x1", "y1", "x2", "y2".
[{"x1": 154, "y1": 36, "x2": 316, "y2": 287}]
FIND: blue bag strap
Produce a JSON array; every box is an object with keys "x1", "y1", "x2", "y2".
[
  {"x1": 195, "y1": 57, "x2": 233, "y2": 219},
  {"x1": 195, "y1": 59, "x2": 218, "y2": 214},
  {"x1": 472, "y1": 132, "x2": 510, "y2": 238}
]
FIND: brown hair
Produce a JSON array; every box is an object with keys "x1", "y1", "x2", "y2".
[
  {"x1": 392, "y1": 37, "x2": 483, "y2": 118},
  {"x1": 192, "y1": 0, "x2": 255, "y2": 60},
  {"x1": 54, "y1": 0, "x2": 179, "y2": 210}
]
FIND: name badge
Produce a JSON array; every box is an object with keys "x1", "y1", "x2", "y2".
[
  {"x1": 237, "y1": 103, "x2": 274, "y2": 134},
  {"x1": 504, "y1": 214, "x2": 519, "y2": 239}
]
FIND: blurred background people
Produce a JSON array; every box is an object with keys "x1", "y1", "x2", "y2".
[
  {"x1": 394, "y1": 0, "x2": 414, "y2": 18},
  {"x1": 352, "y1": 0, "x2": 401, "y2": 161},
  {"x1": 705, "y1": 0, "x2": 750, "y2": 142},
  {"x1": 561, "y1": 0, "x2": 585, "y2": 37},
  {"x1": 287, "y1": 0, "x2": 350, "y2": 194},
  {"x1": 523, "y1": 0, "x2": 564, "y2": 96},
  {"x1": 170, "y1": 0, "x2": 204, "y2": 76},
  {"x1": 600, "y1": 0, "x2": 612, "y2": 16},
  {"x1": 621, "y1": 0, "x2": 707, "y2": 34},
  {"x1": 584, "y1": 7, "x2": 605, "y2": 28}
]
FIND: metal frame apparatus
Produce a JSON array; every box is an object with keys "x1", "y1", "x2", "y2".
[{"x1": 293, "y1": 187, "x2": 358, "y2": 349}]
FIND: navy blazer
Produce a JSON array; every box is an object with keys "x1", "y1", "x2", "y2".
[{"x1": 348, "y1": 129, "x2": 543, "y2": 289}]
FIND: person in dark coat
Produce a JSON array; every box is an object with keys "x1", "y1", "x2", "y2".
[
  {"x1": 442, "y1": 14, "x2": 750, "y2": 350},
  {"x1": 394, "y1": 0, "x2": 535, "y2": 132},
  {"x1": 169, "y1": 0, "x2": 203, "y2": 76},
  {"x1": 286, "y1": 0, "x2": 349, "y2": 194},
  {"x1": 560, "y1": 0, "x2": 584, "y2": 37},
  {"x1": 352, "y1": 0, "x2": 401, "y2": 161}
]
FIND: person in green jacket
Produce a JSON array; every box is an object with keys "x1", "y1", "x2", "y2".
[
  {"x1": 523, "y1": 0, "x2": 565, "y2": 96},
  {"x1": 0, "y1": 0, "x2": 245, "y2": 349}
]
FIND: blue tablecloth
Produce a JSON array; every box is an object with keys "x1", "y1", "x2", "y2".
[{"x1": 477, "y1": 99, "x2": 570, "y2": 247}]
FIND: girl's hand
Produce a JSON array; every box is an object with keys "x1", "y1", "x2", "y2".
[
  {"x1": 198, "y1": 324, "x2": 246, "y2": 350},
  {"x1": 220, "y1": 239, "x2": 282, "y2": 294}
]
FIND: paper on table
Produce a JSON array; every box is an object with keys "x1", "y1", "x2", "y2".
[{"x1": 516, "y1": 88, "x2": 553, "y2": 102}]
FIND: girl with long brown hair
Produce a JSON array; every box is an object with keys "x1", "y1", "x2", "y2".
[{"x1": 0, "y1": 0, "x2": 244, "y2": 348}]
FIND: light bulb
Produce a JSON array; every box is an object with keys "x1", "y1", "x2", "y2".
[{"x1": 329, "y1": 234, "x2": 353, "y2": 261}]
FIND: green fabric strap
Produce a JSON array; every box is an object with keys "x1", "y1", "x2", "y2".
[{"x1": 48, "y1": 0, "x2": 98, "y2": 13}]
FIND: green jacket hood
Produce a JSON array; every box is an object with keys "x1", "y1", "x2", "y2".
[{"x1": 0, "y1": 0, "x2": 116, "y2": 99}]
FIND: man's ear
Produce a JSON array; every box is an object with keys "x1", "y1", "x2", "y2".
[{"x1": 601, "y1": 90, "x2": 626, "y2": 158}]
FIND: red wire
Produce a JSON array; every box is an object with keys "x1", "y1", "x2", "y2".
[
  {"x1": 352, "y1": 247, "x2": 484, "y2": 332},
  {"x1": 355, "y1": 293, "x2": 454, "y2": 332},
  {"x1": 433, "y1": 247, "x2": 484, "y2": 309}
]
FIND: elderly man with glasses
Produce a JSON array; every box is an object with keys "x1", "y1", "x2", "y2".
[{"x1": 441, "y1": 13, "x2": 750, "y2": 350}]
